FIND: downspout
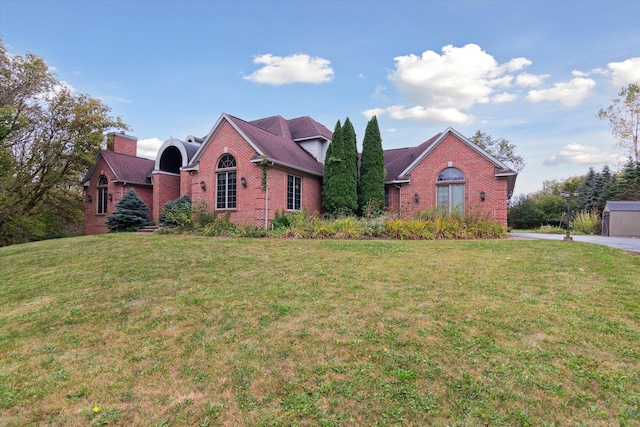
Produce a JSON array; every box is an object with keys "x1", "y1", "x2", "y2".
[
  {"x1": 264, "y1": 184, "x2": 269, "y2": 230},
  {"x1": 260, "y1": 157, "x2": 271, "y2": 229}
]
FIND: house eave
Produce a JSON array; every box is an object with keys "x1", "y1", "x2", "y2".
[
  {"x1": 386, "y1": 178, "x2": 410, "y2": 185},
  {"x1": 250, "y1": 157, "x2": 323, "y2": 177},
  {"x1": 110, "y1": 179, "x2": 153, "y2": 187}
]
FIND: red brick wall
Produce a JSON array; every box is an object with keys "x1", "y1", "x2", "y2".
[
  {"x1": 189, "y1": 120, "x2": 323, "y2": 227},
  {"x1": 152, "y1": 172, "x2": 181, "y2": 224},
  {"x1": 392, "y1": 133, "x2": 509, "y2": 227},
  {"x1": 83, "y1": 156, "x2": 153, "y2": 234},
  {"x1": 107, "y1": 132, "x2": 138, "y2": 156}
]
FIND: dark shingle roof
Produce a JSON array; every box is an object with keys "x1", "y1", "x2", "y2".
[
  {"x1": 225, "y1": 115, "x2": 327, "y2": 176},
  {"x1": 286, "y1": 116, "x2": 333, "y2": 141},
  {"x1": 605, "y1": 201, "x2": 640, "y2": 211},
  {"x1": 100, "y1": 150, "x2": 155, "y2": 184},
  {"x1": 383, "y1": 134, "x2": 441, "y2": 182}
]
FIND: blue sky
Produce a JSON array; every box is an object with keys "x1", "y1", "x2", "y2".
[{"x1": 2, "y1": 0, "x2": 639, "y2": 195}]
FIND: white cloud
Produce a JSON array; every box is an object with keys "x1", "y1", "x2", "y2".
[
  {"x1": 137, "y1": 137, "x2": 163, "y2": 159},
  {"x1": 607, "y1": 57, "x2": 640, "y2": 88},
  {"x1": 363, "y1": 108, "x2": 386, "y2": 120},
  {"x1": 386, "y1": 105, "x2": 473, "y2": 124},
  {"x1": 371, "y1": 85, "x2": 388, "y2": 101},
  {"x1": 377, "y1": 44, "x2": 531, "y2": 124},
  {"x1": 492, "y1": 92, "x2": 517, "y2": 103},
  {"x1": 243, "y1": 53, "x2": 334, "y2": 85},
  {"x1": 543, "y1": 143, "x2": 626, "y2": 166},
  {"x1": 502, "y1": 57, "x2": 532, "y2": 72},
  {"x1": 526, "y1": 77, "x2": 595, "y2": 107},
  {"x1": 516, "y1": 73, "x2": 549, "y2": 87}
]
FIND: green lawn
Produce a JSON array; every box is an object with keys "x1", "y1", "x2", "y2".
[{"x1": 1, "y1": 234, "x2": 639, "y2": 426}]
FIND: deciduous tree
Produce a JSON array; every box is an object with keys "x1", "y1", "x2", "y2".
[
  {"x1": 0, "y1": 40, "x2": 127, "y2": 245},
  {"x1": 470, "y1": 130, "x2": 525, "y2": 173},
  {"x1": 598, "y1": 83, "x2": 640, "y2": 162}
]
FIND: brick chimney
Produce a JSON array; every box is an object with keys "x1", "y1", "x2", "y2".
[{"x1": 107, "y1": 131, "x2": 138, "y2": 156}]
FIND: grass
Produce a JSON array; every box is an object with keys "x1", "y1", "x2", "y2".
[{"x1": 1, "y1": 234, "x2": 639, "y2": 426}]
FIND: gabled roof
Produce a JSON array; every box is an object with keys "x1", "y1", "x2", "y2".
[
  {"x1": 384, "y1": 133, "x2": 441, "y2": 182},
  {"x1": 190, "y1": 113, "x2": 328, "y2": 176},
  {"x1": 605, "y1": 201, "x2": 640, "y2": 211},
  {"x1": 383, "y1": 127, "x2": 517, "y2": 183},
  {"x1": 286, "y1": 116, "x2": 333, "y2": 141},
  {"x1": 83, "y1": 150, "x2": 155, "y2": 186}
]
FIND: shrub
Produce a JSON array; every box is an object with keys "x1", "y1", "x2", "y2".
[
  {"x1": 159, "y1": 195, "x2": 192, "y2": 228},
  {"x1": 193, "y1": 201, "x2": 218, "y2": 229},
  {"x1": 105, "y1": 189, "x2": 153, "y2": 232},
  {"x1": 199, "y1": 212, "x2": 237, "y2": 236},
  {"x1": 573, "y1": 210, "x2": 600, "y2": 234},
  {"x1": 536, "y1": 225, "x2": 565, "y2": 234},
  {"x1": 236, "y1": 226, "x2": 269, "y2": 238},
  {"x1": 330, "y1": 217, "x2": 363, "y2": 239}
]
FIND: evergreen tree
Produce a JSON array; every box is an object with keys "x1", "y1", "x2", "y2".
[
  {"x1": 358, "y1": 116, "x2": 385, "y2": 213},
  {"x1": 597, "y1": 165, "x2": 616, "y2": 212},
  {"x1": 578, "y1": 167, "x2": 598, "y2": 212},
  {"x1": 322, "y1": 121, "x2": 352, "y2": 215},
  {"x1": 106, "y1": 189, "x2": 153, "y2": 232},
  {"x1": 612, "y1": 160, "x2": 640, "y2": 200},
  {"x1": 342, "y1": 117, "x2": 358, "y2": 213}
]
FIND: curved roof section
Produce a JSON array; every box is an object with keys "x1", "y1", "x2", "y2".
[{"x1": 154, "y1": 137, "x2": 201, "y2": 171}]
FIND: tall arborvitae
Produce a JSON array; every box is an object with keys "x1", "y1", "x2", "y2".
[
  {"x1": 342, "y1": 117, "x2": 358, "y2": 214},
  {"x1": 322, "y1": 120, "x2": 349, "y2": 215},
  {"x1": 358, "y1": 116, "x2": 385, "y2": 213}
]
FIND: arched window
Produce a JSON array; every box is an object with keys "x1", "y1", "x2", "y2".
[
  {"x1": 216, "y1": 154, "x2": 236, "y2": 209},
  {"x1": 97, "y1": 175, "x2": 108, "y2": 214},
  {"x1": 436, "y1": 167, "x2": 464, "y2": 214}
]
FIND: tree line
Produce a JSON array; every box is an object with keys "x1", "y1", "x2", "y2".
[{"x1": 508, "y1": 160, "x2": 640, "y2": 230}]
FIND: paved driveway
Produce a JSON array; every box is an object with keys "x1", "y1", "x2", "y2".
[{"x1": 508, "y1": 233, "x2": 640, "y2": 254}]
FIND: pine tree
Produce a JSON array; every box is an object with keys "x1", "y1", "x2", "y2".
[
  {"x1": 613, "y1": 160, "x2": 640, "y2": 200},
  {"x1": 358, "y1": 116, "x2": 385, "y2": 213},
  {"x1": 578, "y1": 167, "x2": 598, "y2": 212},
  {"x1": 597, "y1": 165, "x2": 616, "y2": 212},
  {"x1": 342, "y1": 118, "x2": 358, "y2": 213},
  {"x1": 106, "y1": 189, "x2": 153, "y2": 232}
]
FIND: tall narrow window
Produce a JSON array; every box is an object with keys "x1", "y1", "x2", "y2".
[
  {"x1": 287, "y1": 175, "x2": 302, "y2": 210},
  {"x1": 436, "y1": 167, "x2": 465, "y2": 214},
  {"x1": 216, "y1": 154, "x2": 236, "y2": 209},
  {"x1": 97, "y1": 175, "x2": 108, "y2": 214}
]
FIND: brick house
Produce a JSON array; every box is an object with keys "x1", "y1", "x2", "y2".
[
  {"x1": 384, "y1": 127, "x2": 516, "y2": 226},
  {"x1": 82, "y1": 114, "x2": 516, "y2": 233},
  {"x1": 82, "y1": 133, "x2": 155, "y2": 235}
]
